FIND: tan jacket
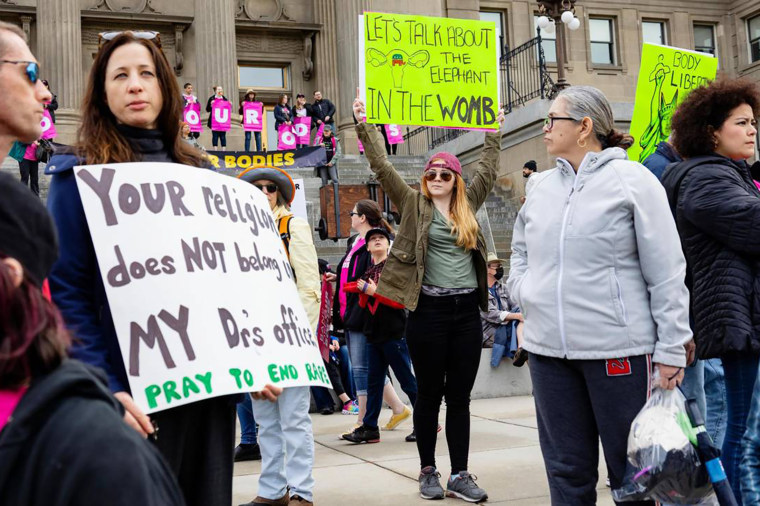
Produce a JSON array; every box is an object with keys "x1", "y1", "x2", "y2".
[
  {"x1": 273, "y1": 205, "x2": 321, "y2": 332},
  {"x1": 355, "y1": 122, "x2": 502, "y2": 311}
]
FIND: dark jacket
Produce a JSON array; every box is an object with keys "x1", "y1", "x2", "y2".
[
  {"x1": 0, "y1": 360, "x2": 185, "y2": 506},
  {"x1": 661, "y1": 154, "x2": 760, "y2": 358},
  {"x1": 311, "y1": 98, "x2": 336, "y2": 127},
  {"x1": 333, "y1": 234, "x2": 372, "y2": 331},
  {"x1": 360, "y1": 261, "x2": 407, "y2": 343},
  {"x1": 206, "y1": 94, "x2": 228, "y2": 128},
  {"x1": 274, "y1": 104, "x2": 293, "y2": 130},
  {"x1": 642, "y1": 141, "x2": 681, "y2": 180},
  {"x1": 45, "y1": 93, "x2": 59, "y2": 123}
]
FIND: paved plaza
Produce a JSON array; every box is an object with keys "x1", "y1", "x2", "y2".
[{"x1": 232, "y1": 396, "x2": 616, "y2": 505}]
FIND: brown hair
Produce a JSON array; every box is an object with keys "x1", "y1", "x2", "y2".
[
  {"x1": 278, "y1": 94, "x2": 288, "y2": 106},
  {"x1": 76, "y1": 33, "x2": 205, "y2": 166},
  {"x1": 355, "y1": 199, "x2": 394, "y2": 234},
  {"x1": 420, "y1": 174, "x2": 479, "y2": 250},
  {"x1": 671, "y1": 77, "x2": 760, "y2": 159}
]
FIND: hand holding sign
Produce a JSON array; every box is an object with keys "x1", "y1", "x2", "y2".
[
  {"x1": 250, "y1": 384, "x2": 283, "y2": 402},
  {"x1": 353, "y1": 87, "x2": 366, "y2": 122},
  {"x1": 114, "y1": 391, "x2": 154, "y2": 437}
]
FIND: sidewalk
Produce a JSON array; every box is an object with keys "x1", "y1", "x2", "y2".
[{"x1": 232, "y1": 396, "x2": 616, "y2": 505}]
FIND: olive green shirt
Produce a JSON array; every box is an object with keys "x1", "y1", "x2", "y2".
[{"x1": 423, "y1": 208, "x2": 477, "y2": 289}]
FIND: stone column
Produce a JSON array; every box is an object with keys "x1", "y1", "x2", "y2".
[
  {"x1": 194, "y1": 0, "x2": 238, "y2": 110},
  {"x1": 314, "y1": 0, "x2": 340, "y2": 115},
  {"x1": 37, "y1": 0, "x2": 83, "y2": 111}
]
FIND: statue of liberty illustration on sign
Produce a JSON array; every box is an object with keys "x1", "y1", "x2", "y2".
[{"x1": 638, "y1": 55, "x2": 679, "y2": 163}]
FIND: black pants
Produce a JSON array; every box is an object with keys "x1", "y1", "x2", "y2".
[
  {"x1": 151, "y1": 396, "x2": 236, "y2": 506},
  {"x1": 406, "y1": 292, "x2": 482, "y2": 474},
  {"x1": 211, "y1": 130, "x2": 226, "y2": 147},
  {"x1": 529, "y1": 353, "x2": 654, "y2": 506},
  {"x1": 19, "y1": 159, "x2": 39, "y2": 196}
]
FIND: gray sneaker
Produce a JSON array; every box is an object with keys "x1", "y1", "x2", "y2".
[
  {"x1": 446, "y1": 472, "x2": 488, "y2": 503},
  {"x1": 418, "y1": 466, "x2": 445, "y2": 500}
]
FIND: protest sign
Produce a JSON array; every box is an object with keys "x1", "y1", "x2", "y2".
[
  {"x1": 278, "y1": 125, "x2": 297, "y2": 150},
  {"x1": 290, "y1": 178, "x2": 308, "y2": 222},
  {"x1": 313, "y1": 123, "x2": 325, "y2": 145},
  {"x1": 629, "y1": 43, "x2": 718, "y2": 163},
  {"x1": 317, "y1": 279, "x2": 333, "y2": 362},
  {"x1": 73, "y1": 163, "x2": 331, "y2": 414},
  {"x1": 243, "y1": 102, "x2": 264, "y2": 132},
  {"x1": 359, "y1": 12, "x2": 499, "y2": 130},
  {"x1": 211, "y1": 99, "x2": 232, "y2": 131},
  {"x1": 294, "y1": 116, "x2": 311, "y2": 145},
  {"x1": 40, "y1": 109, "x2": 56, "y2": 140},
  {"x1": 184, "y1": 102, "x2": 202, "y2": 133},
  {"x1": 206, "y1": 147, "x2": 326, "y2": 172},
  {"x1": 385, "y1": 124, "x2": 404, "y2": 144}
]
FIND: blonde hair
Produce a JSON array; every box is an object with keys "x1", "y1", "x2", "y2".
[{"x1": 421, "y1": 173, "x2": 479, "y2": 250}]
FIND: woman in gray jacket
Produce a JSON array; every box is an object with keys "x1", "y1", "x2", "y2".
[{"x1": 507, "y1": 86, "x2": 692, "y2": 504}]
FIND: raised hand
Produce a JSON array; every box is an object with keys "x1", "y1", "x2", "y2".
[{"x1": 353, "y1": 87, "x2": 366, "y2": 121}]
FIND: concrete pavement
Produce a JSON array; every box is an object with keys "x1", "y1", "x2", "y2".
[{"x1": 232, "y1": 396, "x2": 616, "y2": 505}]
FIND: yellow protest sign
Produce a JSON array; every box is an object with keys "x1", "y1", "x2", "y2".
[
  {"x1": 359, "y1": 12, "x2": 500, "y2": 130},
  {"x1": 629, "y1": 43, "x2": 718, "y2": 163}
]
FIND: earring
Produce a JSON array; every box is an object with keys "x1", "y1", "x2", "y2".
[{"x1": 577, "y1": 138, "x2": 587, "y2": 148}]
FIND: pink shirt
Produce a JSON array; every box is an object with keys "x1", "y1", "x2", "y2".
[
  {"x1": 0, "y1": 387, "x2": 27, "y2": 432},
  {"x1": 339, "y1": 237, "x2": 366, "y2": 319},
  {"x1": 755, "y1": 180, "x2": 760, "y2": 192},
  {"x1": 23, "y1": 143, "x2": 36, "y2": 161}
]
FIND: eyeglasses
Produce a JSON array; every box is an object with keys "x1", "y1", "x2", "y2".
[
  {"x1": 348, "y1": 211, "x2": 360, "y2": 217},
  {"x1": 544, "y1": 116, "x2": 578, "y2": 130},
  {"x1": 0, "y1": 60, "x2": 39, "y2": 84},
  {"x1": 424, "y1": 170, "x2": 454, "y2": 182},
  {"x1": 98, "y1": 31, "x2": 162, "y2": 50},
  {"x1": 254, "y1": 183, "x2": 278, "y2": 194}
]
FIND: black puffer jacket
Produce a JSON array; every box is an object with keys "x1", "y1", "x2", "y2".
[{"x1": 661, "y1": 155, "x2": 760, "y2": 359}]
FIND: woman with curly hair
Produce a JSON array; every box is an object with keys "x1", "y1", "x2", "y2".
[{"x1": 661, "y1": 78, "x2": 760, "y2": 504}]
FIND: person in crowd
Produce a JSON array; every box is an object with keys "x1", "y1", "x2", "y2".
[
  {"x1": 507, "y1": 85, "x2": 690, "y2": 505},
  {"x1": 293, "y1": 93, "x2": 311, "y2": 148},
  {"x1": 311, "y1": 90, "x2": 335, "y2": 130},
  {"x1": 343, "y1": 227, "x2": 419, "y2": 444},
  {"x1": 0, "y1": 21, "x2": 51, "y2": 159},
  {"x1": 18, "y1": 139, "x2": 40, "y2": 196},
  {"x1": 234, "y1": 393, "x2": 261, "y2": 462},
  {"x1": 0, "y1": 171, "x2": 186, "y2": 506},
  {"x1": 313, "y1": 124, "x2": 341, "y2": 186},
  {"x1": 182, "y1": 82, "x2": 200, "y2": 139},
  {"x1": 41, "y1": 79, "x2": 58, "y2": 123},
  {"x1": 379, "y1": 124, "x2": 398, "y2": 156},
  {"x1": 180, "y1": 121, "x2": 204, "y2": 151},
  {"x1": 481, "y1": 253, "x2": 526, "y2": 367},
  {"x1": 352, "y1": 91, "x2": 504, "y2": 503},
  {"x1": 330, "y1": 199, "x2": 413, "y2": 440},
  {"x1": 45, "y1": 32, "x2": 237, "y2": 506},
  {"x1": 274, "y1": 93, "x2": 293, "y2": 144},
  {"x1": 206, "y1": 84, "x2": 228, "y2": 151},
  {"x1": 519, "y1": 160, "x2": 537, "y2": 204},
  {"x1": 659, "y1": 78, "x2": 760, "y2": 504},
  {"x1": 643, "y1": 138, "x2": 681, "y2": 179},
  {"x1": 239, "y1": 88, "x2": 262, "y2": 152},
  {"x1": 237, "y1": 166, "x2": 320, "y2": 506}
]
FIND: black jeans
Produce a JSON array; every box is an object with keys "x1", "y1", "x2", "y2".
[
  {"x1": 211, "y1": 130, "x2": 227, "y2": 148},
  {"x1": 406, "y1": 292, "x2": 482, "y2": 474},
  {"x1": 19, "y1": 159, "x2": 39, "y2": 196}
]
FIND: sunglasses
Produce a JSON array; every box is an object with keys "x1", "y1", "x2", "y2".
[
  {"x1": 424, "y1": 170, "x2": 454, "y2": 182},
  {"x1": 254, "y1": 183, "x2": 278, "y2": 194},
  {"x1": 348, "y1": 211, "x2": 361, "y2": 217},
  {"x1": 98, "y1": 31, "x2": 162, "y2": 50},
  {"x1": 0, "y1": 60, "x2": 39, "y2": 84}
]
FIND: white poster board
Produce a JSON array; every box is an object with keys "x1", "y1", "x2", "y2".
[
  {"x1": 291, "y1": 178, "x2": 308, "y2": 222},
  {"x1": 74, "y1": 162, "x2": 331, "y2": 413}
]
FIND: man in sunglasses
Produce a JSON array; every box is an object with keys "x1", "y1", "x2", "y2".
[{"x1": 0, "y1": 21, "x2": 51, "y2": 160}]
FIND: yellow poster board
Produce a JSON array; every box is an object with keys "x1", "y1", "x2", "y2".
[
  {"x1": 628, "y1": 43, "x2": 718, "y2": 163},
  {"x1": 359, "y1": 12, "x2": 500, "y2": 130}
]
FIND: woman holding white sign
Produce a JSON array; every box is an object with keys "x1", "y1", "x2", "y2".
[{"x1": 45, "y1": 31, "x2": 237, "y2": 506}]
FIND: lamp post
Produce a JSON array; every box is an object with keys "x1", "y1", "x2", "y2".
[{"x1": 536, "y1": 0, "x2": 581, "y2": 90}]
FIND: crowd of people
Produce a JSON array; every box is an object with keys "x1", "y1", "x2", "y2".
[{"x1": 2, "y1": 21, "x2": 760, "y2": 506}]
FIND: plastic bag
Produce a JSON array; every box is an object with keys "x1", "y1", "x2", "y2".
[{"x1": 613, "y1": 385, "x2": 716, "y2": 504}]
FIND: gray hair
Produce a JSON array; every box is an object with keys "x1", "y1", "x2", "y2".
[
  {"x1": 557, "y1": 86, "x2": 633, "y2": 149},
  {"x1": 0, "y1": 21, "x2": 26, "y2": 59}
]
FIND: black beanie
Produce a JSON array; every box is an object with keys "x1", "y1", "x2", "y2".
[
  {"x1": 524, "y1": 160, "x2": 537, "y2": 171},
  {"x1": 0, "y1": 172, "x2": 58, "y2": 287}
]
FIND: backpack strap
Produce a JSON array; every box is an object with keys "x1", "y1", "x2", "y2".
[{"x1": 278, "y1": 215, "x2": 293, "y2": 259}]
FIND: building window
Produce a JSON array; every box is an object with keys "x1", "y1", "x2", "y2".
[
  {"x1": 480, "y1": 11, "x2": 506, "y2": 57},
  {"x1": 589, "y1": 18, "x2": 615, "y2": 65},
  {"x1": 238, "y1": 65, "x2": 289, "y2": 89},
  {"x1": 642, "y1": 21, "x2": 666, "y2": 46},
  {"x1": 533, "y1": 15, "x2": 557, "y2": 64},
  {"x1": 694, "y1": 24, "x2": 716, "y2": 56},
  {"x1": 749, "y1": 15, "x2": 760, "y2": 63}
]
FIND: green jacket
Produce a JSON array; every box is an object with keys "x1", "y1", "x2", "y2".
[{"x1": 355, "y1": 121, "x2": 501, "y2": 311}]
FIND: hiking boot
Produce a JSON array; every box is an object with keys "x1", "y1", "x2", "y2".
[
  {"x1": 234, "y1": 443, "x2": 261, "y2": 462},
  {"x1": 419, "y1": 466, "x2": 445, "y2": 500},
  {"x1": 238, "y1": 492, "x2": 289, "y2": 506},
  {"x1": 288, "y1": 495, "x2": 314, "y2": 506},
  {"x1": 405, "y1": 428, "x2": 417, "y2": 442},
  {"x1": 382, "y1": 405, "x2": 411, "y2": 430},
  {"x1": 447, "y1": 472, "x2": 488, "y2": 503},
  {"x1": 513, "y1": 348, "x2": 528, "y2": 367},
  {"x1": 342, "y1": 424, "x2": 380, "y2": 444}
]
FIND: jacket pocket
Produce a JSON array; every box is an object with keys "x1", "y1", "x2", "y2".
[
  {"x1": 608, "y1": 267, "x2": 628, "y2": 326},
  {"x1": 380, "y1": 239, "x2": 417, "y2": 290},
  {"x1": 514, "y1": 268, "x2": 530, "y2": 318}
]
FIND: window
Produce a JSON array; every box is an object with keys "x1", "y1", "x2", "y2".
[
  {"x1": 534, "y1": 15, "x2": 557, "y2": 64},
  {"x1": 238, "y1": 65, "x2": 289, "y2": 89},
  {"x1": 642, "y1": 21, "x2": 666, "y2": 46},
  {"x1": 694, "y1": 24, "x2": 716, "y2": 56},
  {"x1": 589, "y1": 18, "x2": 615, "y2": 65},
  {"x1": 480, "y1": 11, "x2": 506, "y2": 56},
  {"x1": 749, "y1": 15, "x2": 760, "y2": 63}
]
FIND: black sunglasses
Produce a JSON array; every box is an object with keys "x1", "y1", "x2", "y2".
[
  {"x1": 98, "y1": 31, "x2": 162, "y2": 50},
  {"x1": 348, "y1": 211, "x2": 361, "y2": 217},
  {"x1": 424, "y1": 170, "x2": 454, "y2": 182},
  {"x1": 254, "y1": 183, "x2": 278, "y2": 194},
  {"x1": 0, "y1": 60, "x2": 39, "y2": 84}
]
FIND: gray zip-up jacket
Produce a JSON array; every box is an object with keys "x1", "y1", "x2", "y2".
[{"x1": 506, "y1": 148, "x2": 691, "y2": 367}]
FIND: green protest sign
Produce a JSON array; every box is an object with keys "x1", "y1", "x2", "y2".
[
  {"x1": 359, "y1": 12, "x2": 500, "y2": 130},
  {"x1": 629, "y1": 43, "x2": 718, "y2": 163}
]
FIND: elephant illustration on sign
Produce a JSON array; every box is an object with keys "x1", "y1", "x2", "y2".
[{"x1": 366, "y1": 48, "x2": 431, "y2": 88}]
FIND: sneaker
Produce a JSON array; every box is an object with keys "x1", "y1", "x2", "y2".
[
  {"x1": 419, "y1": 466, "x2": 445, "y2": 500},
  {"x1": 339, "y1": 424, "x2": 361, "y2": 440},
  {"x1": 605, "y1": 477, "x2": 611, "y2": 488},
  {"x1": 382, "y1": 405, "x2": 412, "y2": 431},
  {"x1": 343, "y1": 424, "x2": 381, "y2": 444},
  {"x1": 238, "y1": 492, "x2": 289, "y2": 506},
  {"x1": 320, "y1": 406, "x2": 334, "y2": 415},
  {"x1": 405, "y1": 428, "x2": 417, "y2": 442},
  {"x1": 342, "y1": 399, "x2": 359, "y2": 415},
  {"x1": 513, "y1": 348, "x2": 528, "y2": 367},
  {"x1": 447, "y1": 472, "x2": 488, "y2": 503},
  {"x1": 288, "y1": 495, "x2": 314, "y2": 506},
  {"x1": 234, "y1": 443, "x2": 261, "y2": 462}
]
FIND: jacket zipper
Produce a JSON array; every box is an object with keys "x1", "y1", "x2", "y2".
[
  {"x1": 612, "y1": 269, "x2": 628, "y2": 324},
  {"x1": 557, "y1": 171, "x2": 580, "y2": 358}
]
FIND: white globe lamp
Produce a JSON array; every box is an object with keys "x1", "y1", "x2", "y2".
[
  {"x1": 567, "y1": 17, "x2": 581, "y2": 31},
  {"x1": 537, "y1": 15, "x2": 550, "y2": 29},
  {"x1": 544, "y1": 21, "x2": 556, "y2": 35},
  {"x1": 561, "y1": 10, "x2": 574, "y2": 24}
]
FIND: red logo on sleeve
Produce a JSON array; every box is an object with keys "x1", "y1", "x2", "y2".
[{"x1": 606, "y1": 358, "x2": 632, "y2": 376}]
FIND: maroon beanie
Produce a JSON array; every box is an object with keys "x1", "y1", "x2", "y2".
[{"x1": 424, "y1": 152, "x2": 462, "y2": 176}]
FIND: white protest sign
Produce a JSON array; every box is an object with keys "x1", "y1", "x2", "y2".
[
  {"x1": 74, "y1": 163, "x2": 331, "y2": 414},
  {"x1": 291, "y1": 178, "x2": 307, "y2": 222}
]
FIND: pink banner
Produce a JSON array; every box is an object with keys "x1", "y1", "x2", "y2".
[
  {"x1": 312, "y1": 123, "x2": 325, "y2": 145},
  {"x1": 183, "y1": 102, "x2": 202, "y2": 133},
  {"x1": 278, "y1": 124, "x2": 297, "y2": 150},
  {"x1": 243, "y1": 102, "x2": 263, "y2": 132},
  {"x1": 294, "y1": 116, "x2": 311, "y2": 145},
  {"x1": 384, "y1": 124, "x2": 404, "y2": 145},
  {"x1": 40, "y1": 109, "x2": 56, "y2": 140},
  {"x1": 211, "y1": 99, "x2": 231, "y2": 131}
]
